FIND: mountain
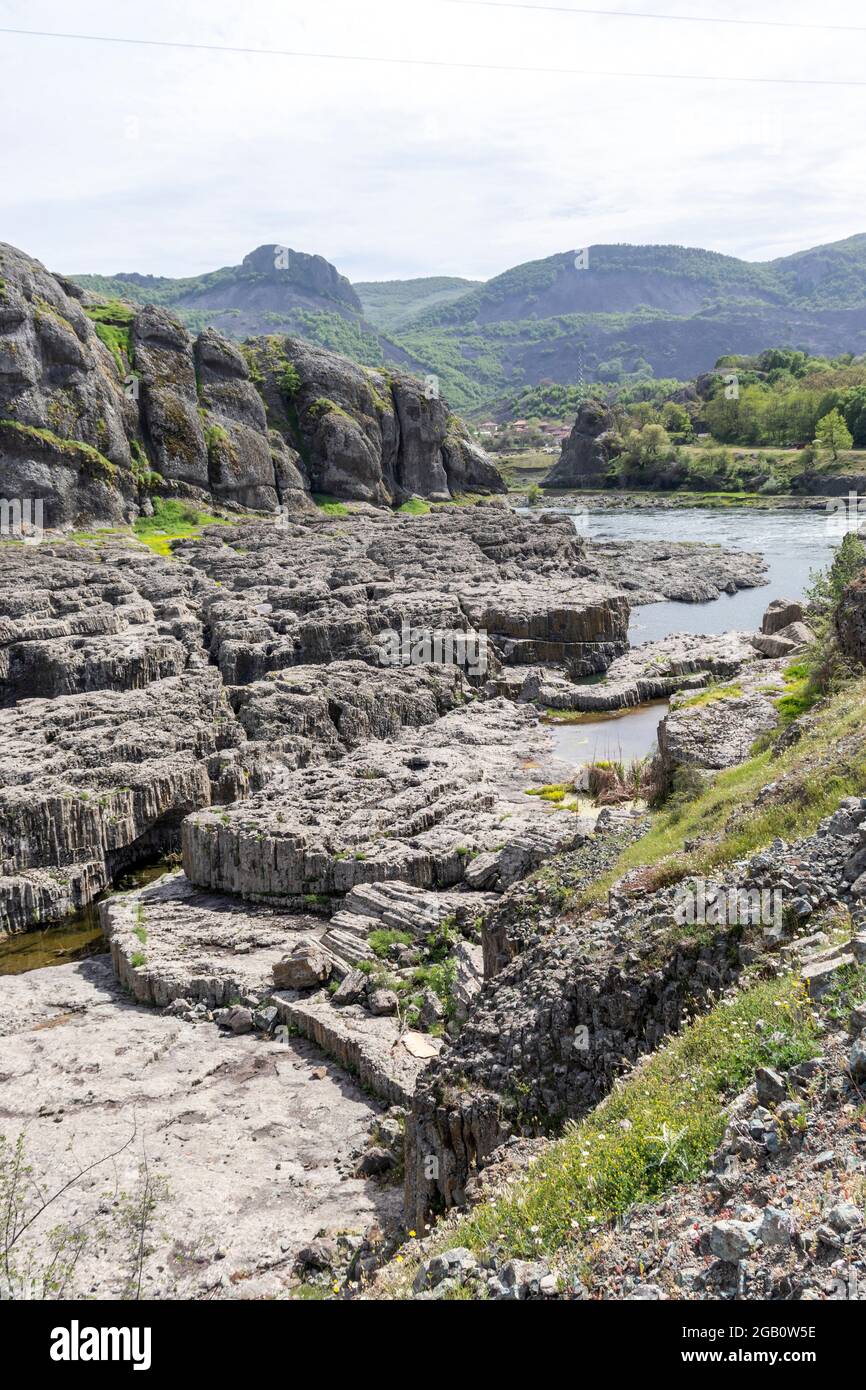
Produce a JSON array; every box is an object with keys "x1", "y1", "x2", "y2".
[
  {"x1": 71, "y1": 235, "x2": 866, "y2": 416},
  {"x1": 397, "y1": 236, "x2": 866, "y2": 411},
  {"x1": 355, "y1": 276, "x2": 483, "y2": 333},
  {"x1": 73, "y1": 244, "x2": 420, "y2": 373}
]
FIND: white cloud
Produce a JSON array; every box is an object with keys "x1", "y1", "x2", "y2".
[{"x1": 1, "y1": 0, "x2": 863, "y2": 280}]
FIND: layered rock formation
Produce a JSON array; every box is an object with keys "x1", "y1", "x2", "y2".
[
  {"x1": 0, "y1": 242, "x2": 504, "y2": 528},
  {"x1": 403, "y1": 797, "x2": 866, "y2": 1231},
  {"x1": 541, "y1": 399, "x2": 620, "y2": 489},
  {"x1": 183, "y1": 700, "x2": 593, "y2": 905},
  {"x1": 178, "y1": 506, "x2": 631, "y2": 683},
  {"x1": 242, "y1": 336, "x2": 504, "y2": 506},
  {"x1": 520, "y1": 630, "x2": 759, "y2": 713},
  {"x1": 0, "y1": 504, "x2": 773, "y2": 939}
]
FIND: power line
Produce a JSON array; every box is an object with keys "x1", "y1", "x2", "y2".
[
  {"x1": 1, "y1": 25, "x2": 865, "y2": 86},
  {"x1": 440, "y1": 1, "x2": 866, "y2": 36}
]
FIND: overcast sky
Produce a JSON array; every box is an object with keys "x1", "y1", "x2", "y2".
[{"x1": 1, "y1": 0, "x2": 865, "y2": 282}]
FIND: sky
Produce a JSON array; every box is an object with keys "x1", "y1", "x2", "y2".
[{"x1": 1, "y1": 0, "x2": 865, "y2": 283}]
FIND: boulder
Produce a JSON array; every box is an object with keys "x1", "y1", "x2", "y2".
[
  {"x1": 273, "y1": 942, "x2": 331, "y2": 990},
  {"x1": 751, "y1": 621, "x2": 813, "y2": 658},
  {"x1": 294, "y1": 1238, "x2": 341, "y2": 1273},
  {"x1": 709, "y1": 1219, "x2": 756, "y2": 1263},
  {"x1": 354, "y1": 1146, "x2": 395, "y2": 1177},
  {"x1": 761, "y1": 598, "x2": 805, "y2": 634},
  {"x1": 755, "y1": 1066, "x2": 787, "y2": 1106},
  {"x1": 849, "y1": 1035, "x2": 866, "y2": 1082},
  {"x1": 368, "y1": 988, "x2": 399, "y2": 1017}
]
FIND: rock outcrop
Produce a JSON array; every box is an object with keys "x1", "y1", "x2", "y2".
[
  {"x1": 178, "y1": 507, "x2": 631, "y2": 683},
  {"x1": 404, "y1": 799, "x2": 866, "y2": 1231},
  {"x1": 0, "y1": 243, "x2": 136, "y2": 527},
  {"x1": 182, "y1": 700, "x2": 593, "y2": 905},
  {"x1": 836, "y1": 573, "x2": 866, "y2": 667},
  {"x1": 656, "y1": 666, "x2": 786, "y2": 778},
  {"x1": 520, "y1": 630, "x2": 759, "y2": 713},
  {"x1": 243, "y1": 336, "x2": 505, "y2": 507},
  {"x1": 541, "y1": 399, "x2": 620, "y2": 489},
  {"x1": 0, "y1": 242, "x2": 504, "y2": 528}
]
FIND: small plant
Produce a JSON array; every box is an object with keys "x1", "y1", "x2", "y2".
[{"x1": 368, "y1": 928, "x2": 413, "y2": 958}]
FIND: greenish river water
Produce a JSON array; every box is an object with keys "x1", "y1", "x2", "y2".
[{"x1": 0, "y1": 860, "x2": 172, "y2": 976}]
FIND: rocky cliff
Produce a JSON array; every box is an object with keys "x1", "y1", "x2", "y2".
[
  {"x1": 541, "y1": 399, "x2": 620, "y2": 490},
  {"x1": 0, "y1": 243, "x2": 504, "y2": 528}
]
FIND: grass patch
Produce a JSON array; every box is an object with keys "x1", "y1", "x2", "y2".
[
  {"x1": 525, "y1": 782, "x2": 570, "y2": 804},
  {"x1": 678, "y1": 682, "x2": 744, "y2": 709},
  {"x1": 368, "y1": 928, "x2": 413, "y2": 959},
  {"x1": 397, "y1": 497, "x2": 432, "y2": 516},
  {"x1": 774, "y1": 659, "x2": 819, "y2": 726},
  {"x1": 312, "y1": 494, "x2": 349, "y2": 517},
  {"x1": 580, "y1": 673, "x2": 866, "y2": 905},
  {"x1": 438, "y1": 973, "x2": 817, "y2": 1264},
  {"x1": 84, "y1": 301, "x2": 136, "y2": 374},
  {"x1": 133, "y1": 498, "x2": 229, "y2": 555}
]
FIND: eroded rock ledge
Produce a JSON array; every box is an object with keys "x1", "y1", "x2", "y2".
[{"x1": 0, "y1": 507, "x2": 768, "y2": 940}]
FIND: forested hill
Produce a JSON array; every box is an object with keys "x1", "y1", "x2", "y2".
[{"x1": 71, "y1": 235, "x2": 866, "y2": 414}]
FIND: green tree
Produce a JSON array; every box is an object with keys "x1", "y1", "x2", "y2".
[
  {"x1": 639, "y1": 423, "x2": 671, "y2": 462},
  {"x1": 660, "y1": 402, "x2": 692, "y2": 438},
  {"x1": 807, "y1": 531, "x2": 866, "y2": 618},
  {"x1": 842, "y1": 385, "x2": 866, "y2": 447},
  {"x1": 813, "y1": 408, "x2": 853, "y2": 460}
]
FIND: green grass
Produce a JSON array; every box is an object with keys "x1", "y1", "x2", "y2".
[
  {"x1": 312, "y1": 494, "x2": 349, "y2": 517},
  {"x1": 133, "y1": 498, "x2": 229, "y2": 555},
  {"x1": 774, "y1": 658, "x2": 819, "y2": 726},
  {"x1": 368, "y1": 928, "x2": 413, "y2": 958},
  {"x1": 397, "y1": 497, "x2": 432, "y2": 515},
  {"x1": 84, "y1": 300, "x2": 135, "y2": 374},
  {"x1": 678, "y1": 682, "x2": 744, "y2": 709},
  {"x1": 428, "y1": 973, "x2": 817, "y2": 1265},
  {"x1": 580, "y1": 672, "x2": 866, "y2": 904},
  {"x1": 525, "y1": 782, "x2": 569, "y2": 804}
]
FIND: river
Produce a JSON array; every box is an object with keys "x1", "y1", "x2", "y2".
[{"x1": 550, "y1": 504, "x2": 838, "y2": 766}]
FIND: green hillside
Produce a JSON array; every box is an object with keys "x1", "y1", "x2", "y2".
[
  {"x1": 354, "y1": 276, "x2": 482, "y2": 333},
  {"x1": 71, "y1": 235, "x2": 866, "y2": 415}
]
